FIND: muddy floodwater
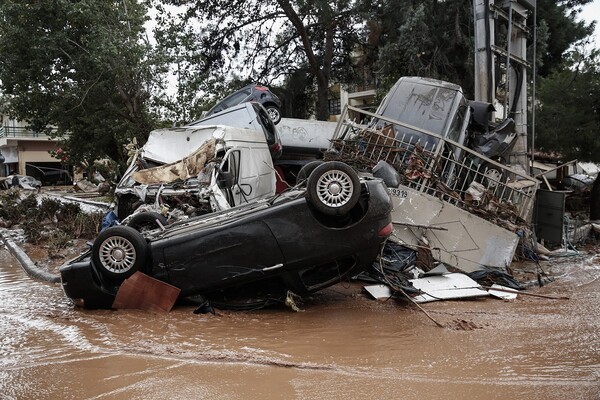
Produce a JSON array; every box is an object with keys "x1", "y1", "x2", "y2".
[{"x1": 1, "y1": 248, "x2": 599, "y2": 400}]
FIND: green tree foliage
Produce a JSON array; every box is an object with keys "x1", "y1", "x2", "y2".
[
  {"x1": 359, "y1": 0, "x2": 474, "y2": 96},
  {"x1": 0, "y1": 0, "x2": 160, "y2": 167},
  {"x1": 536, "y1": 49, "x2": 600, "y2": 162},
  {"x1": 535, "y1": 0, "x2": 596, "y2": 76},
  {"x1": 154, "y1": 0, "x2": 363, "y2": 121},
  {"x1": 361, "y1": 0, "x2": 595, "y2": 97}
]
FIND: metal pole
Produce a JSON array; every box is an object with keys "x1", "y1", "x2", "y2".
[
  {"x1": 504, "y1": 0, "x2": 514, "y2": 119},
  {"x1": 530, "y1": 6, "x2": 537, "y2": 173}
]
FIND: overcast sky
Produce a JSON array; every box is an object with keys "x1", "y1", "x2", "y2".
[{"x1": 582, "y1": 0, "x2": 600, "y2": 46}]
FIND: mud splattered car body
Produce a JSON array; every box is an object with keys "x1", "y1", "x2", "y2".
[{"x1": 60, "y1": 162, "x2": 393, "y2": 309}]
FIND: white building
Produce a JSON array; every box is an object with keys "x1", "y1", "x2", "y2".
[{"x1": 0, "y1": 112, "x2": 70, "y2": 185}]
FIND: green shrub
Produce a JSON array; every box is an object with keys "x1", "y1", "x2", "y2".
[
  {"x1": 22, "y1": 219, "x2": 45, "y2": 244},
  {"x1": 39, "y1": 198, "x2": 62, "y2": 222},
  {"x1": 72, "y1": 211, "x2": 103, "y2": 238},
  {"x1": 2, "y1": 192, "x2": 104, "y2": 244},
  {"x1": 0, "y1": 189, "x2": 27, "y2": 225},
  {"x1": 47, "y1": 230, "x2": 72, "y2": 258}
]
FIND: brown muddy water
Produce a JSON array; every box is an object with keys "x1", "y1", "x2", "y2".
[{"x1": 1, "y1": 248, "x2": 599, "y2": 400}]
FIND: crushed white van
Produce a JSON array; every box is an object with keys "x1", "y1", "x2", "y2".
[{"x1": 114, "y1": 125, "x2": 276, "y2": 220}]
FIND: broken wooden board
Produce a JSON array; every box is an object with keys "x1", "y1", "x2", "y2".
[{"x1": 112, "y1": 272, "x2": 181, "y2": 312}]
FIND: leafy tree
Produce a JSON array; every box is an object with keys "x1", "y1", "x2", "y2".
[
  {"x1": 361, "y1": 0, "x2": 595, "y2": 97},
  {"x1": 535, "y1": 0, "x2": 596, "y2": 77},
  {"x1": 153, "y1": 0, "x2": 364, "y2": 121},
  {"x1": 535, "y1": 48, "x2": 600, "y2": 218},
  {"x1": 359, "y1": 0, "x2": 474, "y2": 96},
  {"x1": 0, "y1": 0, "x2": 160, "y2": 168},
  {"x1": 536, "y1": 53, "x2": 600, "y2": 161}
]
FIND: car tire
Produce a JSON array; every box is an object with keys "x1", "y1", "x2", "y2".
[
  {"x1": 296, "y1": 160, "x2": 325, "y2": 184},
  {"x1": 91, "y1": 226, "x2": 148, "y2": 281},
  {"x1": 127, "y1": 211, "x2": 167, "y2": 232},
  {"x1": 479, "y1": 162, "x2": 505, "y2": 188},
  {"x1": 306, "y1": 161, "x2": 360, "y2": 216},
  {"x1": 265, "y1": 106, "x2": 282, "y2": 125}
]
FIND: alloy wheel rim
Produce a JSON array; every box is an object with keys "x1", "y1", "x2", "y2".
[
  {"x1": 98, "y1": 236, "x2": 137, "y2": 274},
  {"x1": 485, "y1": 168, "x2": 503, "y2": 188},
  {"x1": 316, "y1": 170, "x2": 354, "y2": 208},
  {"x1": 267, "y1": 108, "x2": 280, "y2": 121}
]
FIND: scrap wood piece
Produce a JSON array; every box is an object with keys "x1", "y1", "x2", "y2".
[
  {"x1": 112, "y1": 271, "x2": 181, "y2": 312},
  {"x1": 132, "y1": 138, "x2": 216, "y2": 184}
]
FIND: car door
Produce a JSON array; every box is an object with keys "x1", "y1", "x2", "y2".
[
  {"x1": 157, "y1": 219, "x2": 285, "y2": 295},
  {"x1": 216, "y1": 146, "x2": 275, "y2": 207}
]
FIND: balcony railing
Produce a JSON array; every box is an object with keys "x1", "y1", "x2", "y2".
[{"x1": 0, "y1": 126, "x2": 57, "y2": 138}]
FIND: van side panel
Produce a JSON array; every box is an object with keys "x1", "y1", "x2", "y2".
[{"x1": 228, "y1": 140, "x2": 276, "y2": 205}]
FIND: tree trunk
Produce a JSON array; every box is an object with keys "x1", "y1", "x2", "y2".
[
  {"x1": 315, "y1": 79, "x2": 329, "y2": 121},
  {"x1": 590, "y1": 176, "x2": 600, "y2": 221}
]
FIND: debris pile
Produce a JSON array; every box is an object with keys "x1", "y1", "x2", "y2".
[
  {"x1": 326, "y1": 126, "x2": 529, "y2": 233},
  {"x1": 357, "y1": 241, "x2": 522, "y2": 302}
]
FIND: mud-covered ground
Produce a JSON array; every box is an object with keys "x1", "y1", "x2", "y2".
[{"x1": 1, "y1": 241, "x2": 598, "y2": 400}]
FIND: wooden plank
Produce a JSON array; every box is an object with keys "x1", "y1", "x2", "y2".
[{"x1": 112, "y1": 272, "x2": 181, "y2": 313}]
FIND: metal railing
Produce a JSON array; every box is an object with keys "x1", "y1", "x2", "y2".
[
  {"x1": 327, "y1": 105, "x2": 539, "y2": 226},
  {"x1": 0, "y1": 126, "x2": 56, "y2": 138}
]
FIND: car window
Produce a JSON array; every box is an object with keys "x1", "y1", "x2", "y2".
[
  {"x1": 446, "y1": 97, "x2": 469, "y2": 143},
  {"x1": 222, "y1": 150, "x2": 240, "y2": 182},
  {"x1": 222, "y1": 91, "x2": 250, "y2": 108},
  {"x1": 377, "y1": 82, "x2": 459, "y2": 145}
]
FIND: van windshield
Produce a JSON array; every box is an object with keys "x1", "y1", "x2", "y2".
[{"x1": 374, "y1": 81, "x2": 461, "y2": 147}]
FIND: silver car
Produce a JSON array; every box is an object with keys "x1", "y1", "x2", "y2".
[{"x1": 2, "y1": 175, "x2": 42, "y2": 189}]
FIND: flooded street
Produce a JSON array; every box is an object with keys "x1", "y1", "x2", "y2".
[{"x1": 1, "y1": 248, "x2": 599, "y2": 400}]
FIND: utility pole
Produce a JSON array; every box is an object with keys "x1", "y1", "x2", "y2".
[{"x1": 472, "y1": 0, "x2": 536, "y2": 171}]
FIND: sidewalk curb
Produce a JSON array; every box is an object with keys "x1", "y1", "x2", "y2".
[
  {"x1": 62, "y1": 195, "x2": 111, "y2": 208},
  {"x1": 0, "y1": 231, "x2": 60, "y2": 283}
]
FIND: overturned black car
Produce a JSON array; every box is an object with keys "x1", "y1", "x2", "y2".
[{"x1": 60, "y1": 162, "x2": 393, "y2": 309}]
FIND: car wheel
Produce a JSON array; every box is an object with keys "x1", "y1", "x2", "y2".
[
  {"x1": 265, "y1": 106, "x2": 282, "y2": 125},
  {"x1": 306, "y1": 161, "x2": 360, "y2": 216},
  {"x1": 480, "y1": 163, "x2": 505, "y2": 188},
  {"x1": 296, "y1": 160, "x2": 325, "y2": 184},
  {"x1": 91, "y1": 226, "x2": 148, "y2": 280},
  {"x1": 127, "y1": 211, "x2": 167, "y2": 232}
]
